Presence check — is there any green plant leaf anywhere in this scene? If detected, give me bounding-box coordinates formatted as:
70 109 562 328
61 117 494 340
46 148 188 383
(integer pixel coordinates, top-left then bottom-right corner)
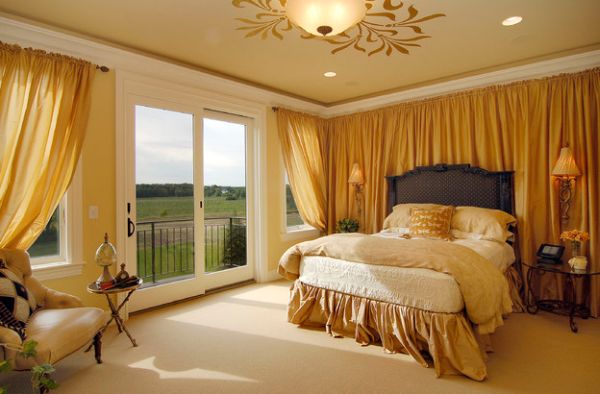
336 218 359 232
32 364 56 375
39 376 59 390
0 360 11 373
20 340 38 359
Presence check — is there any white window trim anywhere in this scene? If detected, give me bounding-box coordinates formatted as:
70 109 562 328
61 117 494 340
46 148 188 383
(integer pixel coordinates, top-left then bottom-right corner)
31 163 84 281
282 225 320 242
115 70 270 287
281 163 319 242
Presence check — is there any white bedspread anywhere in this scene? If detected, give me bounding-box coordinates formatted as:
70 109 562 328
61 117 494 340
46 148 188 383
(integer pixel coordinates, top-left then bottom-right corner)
299 234 514 313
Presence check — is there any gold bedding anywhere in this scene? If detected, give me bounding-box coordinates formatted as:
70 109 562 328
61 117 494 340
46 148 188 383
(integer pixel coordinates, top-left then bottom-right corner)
286 269 523 381
279 233 513 335
288 280 488 380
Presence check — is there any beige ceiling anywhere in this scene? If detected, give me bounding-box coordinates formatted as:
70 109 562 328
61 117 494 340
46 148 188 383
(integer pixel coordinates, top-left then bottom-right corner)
1 0 599 105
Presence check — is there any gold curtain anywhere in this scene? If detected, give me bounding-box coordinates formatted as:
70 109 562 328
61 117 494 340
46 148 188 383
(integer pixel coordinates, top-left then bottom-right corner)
276 109 328 232
0 43 94 249
278 68 599 316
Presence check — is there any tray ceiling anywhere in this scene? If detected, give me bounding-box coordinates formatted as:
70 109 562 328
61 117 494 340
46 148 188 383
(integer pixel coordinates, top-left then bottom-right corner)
0 0 599 105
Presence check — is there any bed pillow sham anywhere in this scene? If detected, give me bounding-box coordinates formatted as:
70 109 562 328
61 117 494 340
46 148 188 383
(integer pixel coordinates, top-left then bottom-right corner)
409 206 454 241
451 206 516 243
382 203 444 230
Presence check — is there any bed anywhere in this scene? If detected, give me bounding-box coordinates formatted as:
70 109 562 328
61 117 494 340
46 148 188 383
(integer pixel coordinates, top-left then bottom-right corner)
278 164 524 381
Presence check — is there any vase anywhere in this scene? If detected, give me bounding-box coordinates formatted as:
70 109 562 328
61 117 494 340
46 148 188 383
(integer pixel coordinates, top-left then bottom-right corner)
568 241 587 271
571 241 581 258
569 256 588 271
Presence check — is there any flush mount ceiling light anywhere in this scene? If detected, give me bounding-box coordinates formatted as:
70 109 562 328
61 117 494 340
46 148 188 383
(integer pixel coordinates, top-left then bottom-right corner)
502 16 523 26
233 0 446 56
286 0 366 36
324 71 337 77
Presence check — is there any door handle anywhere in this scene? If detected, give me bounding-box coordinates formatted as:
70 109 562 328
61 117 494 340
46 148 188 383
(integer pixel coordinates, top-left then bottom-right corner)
128 217 136 237
127 203 135 237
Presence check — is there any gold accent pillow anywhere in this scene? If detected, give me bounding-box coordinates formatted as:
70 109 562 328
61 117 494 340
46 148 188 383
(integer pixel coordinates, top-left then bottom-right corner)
383 203 445 230
451 206 517 243
409 206 454 240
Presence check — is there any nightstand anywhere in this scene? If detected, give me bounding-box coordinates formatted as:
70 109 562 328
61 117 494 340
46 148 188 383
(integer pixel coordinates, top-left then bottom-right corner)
524 261 599 333
86 278 143 347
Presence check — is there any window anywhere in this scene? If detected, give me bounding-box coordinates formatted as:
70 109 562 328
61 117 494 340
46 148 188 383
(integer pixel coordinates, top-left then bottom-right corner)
26 166 84 280
28 205 63 260
282 171 318 241
284 173 306 230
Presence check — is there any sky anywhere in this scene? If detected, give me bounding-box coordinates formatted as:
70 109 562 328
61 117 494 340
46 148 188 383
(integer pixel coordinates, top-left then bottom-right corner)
135 105 246 186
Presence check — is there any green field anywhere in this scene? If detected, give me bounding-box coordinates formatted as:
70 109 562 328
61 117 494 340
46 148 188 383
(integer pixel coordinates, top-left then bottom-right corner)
137 195 303 225
135 196 249 282
137 228 235 277
136 196 246 220
30 193 302 282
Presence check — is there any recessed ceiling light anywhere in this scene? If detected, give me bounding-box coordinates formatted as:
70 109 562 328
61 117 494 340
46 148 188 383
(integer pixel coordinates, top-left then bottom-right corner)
502 16 523 26
324 71 337 78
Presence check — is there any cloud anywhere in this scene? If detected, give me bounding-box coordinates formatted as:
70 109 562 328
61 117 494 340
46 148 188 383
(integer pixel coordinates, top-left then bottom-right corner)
134 106 246 185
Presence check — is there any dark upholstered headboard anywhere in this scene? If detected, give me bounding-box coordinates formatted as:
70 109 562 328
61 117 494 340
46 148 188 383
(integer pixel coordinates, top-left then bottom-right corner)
386 164 515 215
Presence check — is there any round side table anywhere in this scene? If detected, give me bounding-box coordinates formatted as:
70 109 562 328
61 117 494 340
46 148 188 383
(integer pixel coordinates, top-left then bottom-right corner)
87 278 143 347
524 261 599 333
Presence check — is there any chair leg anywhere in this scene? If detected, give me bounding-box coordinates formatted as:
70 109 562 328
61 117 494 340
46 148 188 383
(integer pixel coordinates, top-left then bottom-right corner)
93 332 103 364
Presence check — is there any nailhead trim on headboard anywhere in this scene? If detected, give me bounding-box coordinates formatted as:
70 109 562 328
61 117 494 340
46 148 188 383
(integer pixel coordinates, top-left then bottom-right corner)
385 164 515 215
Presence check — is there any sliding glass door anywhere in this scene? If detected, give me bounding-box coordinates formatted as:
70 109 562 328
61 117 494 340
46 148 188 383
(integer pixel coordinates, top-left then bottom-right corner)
202 110 254 289
124 98 254 311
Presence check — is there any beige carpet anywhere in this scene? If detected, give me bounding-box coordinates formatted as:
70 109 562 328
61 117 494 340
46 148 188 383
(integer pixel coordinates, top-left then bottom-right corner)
1 280 598 393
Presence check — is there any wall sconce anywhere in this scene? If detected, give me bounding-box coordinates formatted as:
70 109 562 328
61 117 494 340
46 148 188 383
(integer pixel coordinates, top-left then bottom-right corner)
348 163 365 217
551 146 581 224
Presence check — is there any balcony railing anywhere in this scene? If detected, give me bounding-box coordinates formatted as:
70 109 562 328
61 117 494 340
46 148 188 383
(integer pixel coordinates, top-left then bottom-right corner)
136 217 246 285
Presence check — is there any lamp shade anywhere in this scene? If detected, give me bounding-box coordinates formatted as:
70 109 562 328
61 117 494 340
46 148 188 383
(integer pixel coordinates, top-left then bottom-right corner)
286 0 367 36
95 233 117 267
552 147 581 177
348 163 365 185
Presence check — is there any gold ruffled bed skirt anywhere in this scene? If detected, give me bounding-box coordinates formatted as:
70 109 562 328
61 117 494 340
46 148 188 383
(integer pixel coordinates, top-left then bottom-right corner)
286 267 523 381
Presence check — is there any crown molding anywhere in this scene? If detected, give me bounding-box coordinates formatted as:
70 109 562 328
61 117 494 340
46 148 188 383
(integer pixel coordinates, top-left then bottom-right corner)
1 14 599 118
0 14 325 115
321 49 600 117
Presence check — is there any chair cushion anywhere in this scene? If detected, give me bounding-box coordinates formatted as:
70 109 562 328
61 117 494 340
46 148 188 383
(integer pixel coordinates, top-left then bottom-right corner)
0 261 37 340
12 307 107 370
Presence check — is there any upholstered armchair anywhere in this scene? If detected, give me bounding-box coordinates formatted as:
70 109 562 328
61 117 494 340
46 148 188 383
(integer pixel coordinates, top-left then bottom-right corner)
0 249 107 370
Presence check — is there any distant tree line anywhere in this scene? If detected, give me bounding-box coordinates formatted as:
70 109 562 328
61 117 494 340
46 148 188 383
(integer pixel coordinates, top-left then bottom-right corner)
136 183 246 200
285 184 298 213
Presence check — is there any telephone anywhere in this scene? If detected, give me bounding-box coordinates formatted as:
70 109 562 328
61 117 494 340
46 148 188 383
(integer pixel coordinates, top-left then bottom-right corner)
536 243 564 264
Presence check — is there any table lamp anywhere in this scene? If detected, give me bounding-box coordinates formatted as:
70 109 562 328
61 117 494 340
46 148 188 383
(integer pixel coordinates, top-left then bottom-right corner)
95 233 117 289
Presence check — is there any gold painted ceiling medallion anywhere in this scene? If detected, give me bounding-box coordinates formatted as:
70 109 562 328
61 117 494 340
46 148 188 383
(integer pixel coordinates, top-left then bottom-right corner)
233 0 446 56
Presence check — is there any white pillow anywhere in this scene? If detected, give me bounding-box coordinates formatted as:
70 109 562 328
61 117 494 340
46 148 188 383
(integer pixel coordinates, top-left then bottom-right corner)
451 206 516 243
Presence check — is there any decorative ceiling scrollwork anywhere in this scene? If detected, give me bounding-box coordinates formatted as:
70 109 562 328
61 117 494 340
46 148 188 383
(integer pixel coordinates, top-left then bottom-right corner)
233 0 446 56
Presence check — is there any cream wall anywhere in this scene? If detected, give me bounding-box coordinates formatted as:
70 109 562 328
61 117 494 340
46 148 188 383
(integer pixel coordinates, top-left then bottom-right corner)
41 71 116 309
265 110 314 272
40 72 313 308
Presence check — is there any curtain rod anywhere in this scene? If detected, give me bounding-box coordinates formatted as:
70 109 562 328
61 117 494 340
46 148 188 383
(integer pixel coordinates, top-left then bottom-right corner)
3 42 110 72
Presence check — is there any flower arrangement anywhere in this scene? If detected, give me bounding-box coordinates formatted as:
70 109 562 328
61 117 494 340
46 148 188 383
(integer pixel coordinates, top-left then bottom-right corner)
560 229 590 243
560 229 590 257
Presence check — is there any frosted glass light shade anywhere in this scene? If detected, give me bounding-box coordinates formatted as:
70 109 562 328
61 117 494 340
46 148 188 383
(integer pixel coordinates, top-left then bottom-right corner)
95 233 117 267
286 0 367 36
552 147 581 177
348 163 365 184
